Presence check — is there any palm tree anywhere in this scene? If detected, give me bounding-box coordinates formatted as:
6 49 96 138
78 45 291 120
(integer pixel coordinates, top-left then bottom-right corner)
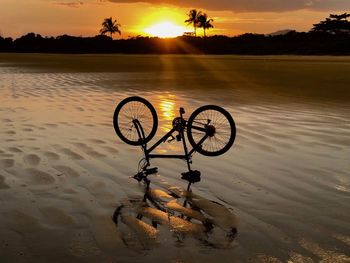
185 9 202 37
197 14 214 37
100 17 121 38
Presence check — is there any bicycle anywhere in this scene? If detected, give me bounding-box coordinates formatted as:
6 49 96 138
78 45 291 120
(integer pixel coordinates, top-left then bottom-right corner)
113 96 236 187
112 96 238 247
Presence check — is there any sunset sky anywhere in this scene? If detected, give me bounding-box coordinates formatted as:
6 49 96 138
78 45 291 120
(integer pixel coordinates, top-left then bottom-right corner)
0 0 349 38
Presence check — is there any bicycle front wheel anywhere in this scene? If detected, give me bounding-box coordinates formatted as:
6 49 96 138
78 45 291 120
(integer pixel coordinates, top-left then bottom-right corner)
187 105 236 156
113 96 158 146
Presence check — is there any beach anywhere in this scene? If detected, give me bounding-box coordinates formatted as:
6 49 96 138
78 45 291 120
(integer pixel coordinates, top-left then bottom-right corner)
0 54 350 262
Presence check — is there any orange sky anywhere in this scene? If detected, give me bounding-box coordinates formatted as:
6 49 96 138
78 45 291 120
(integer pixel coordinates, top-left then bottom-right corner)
0 0 349 38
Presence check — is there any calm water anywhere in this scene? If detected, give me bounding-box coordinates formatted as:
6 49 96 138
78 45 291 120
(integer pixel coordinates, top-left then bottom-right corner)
0 54 350 262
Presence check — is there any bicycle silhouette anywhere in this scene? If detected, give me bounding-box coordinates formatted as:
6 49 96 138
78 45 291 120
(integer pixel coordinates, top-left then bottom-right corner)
112 96 238 247
113 96 236 186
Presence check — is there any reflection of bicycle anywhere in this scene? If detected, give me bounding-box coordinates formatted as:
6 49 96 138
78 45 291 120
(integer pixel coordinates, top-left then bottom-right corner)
113 180 238 249
113 96 236 185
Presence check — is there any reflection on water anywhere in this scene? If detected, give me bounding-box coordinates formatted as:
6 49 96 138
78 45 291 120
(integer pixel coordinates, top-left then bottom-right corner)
113 181 238 250
152 93 195 154
156 94 177 132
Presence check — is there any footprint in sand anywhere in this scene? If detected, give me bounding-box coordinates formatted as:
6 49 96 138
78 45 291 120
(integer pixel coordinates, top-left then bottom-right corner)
0 159 15 169
25 168 55 184
43 151 60 161
53 165 80 178
24 154 41 166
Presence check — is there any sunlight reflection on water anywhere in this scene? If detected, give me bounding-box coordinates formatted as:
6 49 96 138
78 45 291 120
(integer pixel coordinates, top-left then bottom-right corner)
156 94 177 132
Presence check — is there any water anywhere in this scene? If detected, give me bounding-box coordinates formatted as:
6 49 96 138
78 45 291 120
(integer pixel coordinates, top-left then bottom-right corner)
0 54 350 262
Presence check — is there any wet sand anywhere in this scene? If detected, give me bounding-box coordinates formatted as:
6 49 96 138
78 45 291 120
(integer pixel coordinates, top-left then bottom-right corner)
0 54 350 262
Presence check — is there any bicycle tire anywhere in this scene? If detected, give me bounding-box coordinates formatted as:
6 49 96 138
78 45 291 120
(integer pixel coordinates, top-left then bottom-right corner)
113 96 158 146
187 105 236 156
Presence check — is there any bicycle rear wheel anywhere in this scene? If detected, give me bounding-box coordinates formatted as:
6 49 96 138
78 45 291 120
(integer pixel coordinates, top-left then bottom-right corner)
113 96 158 146
187 105 236 156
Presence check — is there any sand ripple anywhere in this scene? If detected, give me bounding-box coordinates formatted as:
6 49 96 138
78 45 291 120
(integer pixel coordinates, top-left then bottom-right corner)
59 148 84 160
0 158 15 168
43 151 60 161
23 154 41 166
53 165 80 178
0 174 10 189
25 168 55 184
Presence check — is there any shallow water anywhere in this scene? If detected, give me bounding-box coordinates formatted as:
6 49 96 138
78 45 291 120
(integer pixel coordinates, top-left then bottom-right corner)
0 54 350 262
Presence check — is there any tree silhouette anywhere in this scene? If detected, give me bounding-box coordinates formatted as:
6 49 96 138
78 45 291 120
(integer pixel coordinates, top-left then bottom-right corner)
311 13 350 34
197 14 214 37
100 17 121 38
185 9 202 37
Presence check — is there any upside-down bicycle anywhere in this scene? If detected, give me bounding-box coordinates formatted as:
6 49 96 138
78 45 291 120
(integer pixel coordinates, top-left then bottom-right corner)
113 97 238 244
113 96 236 187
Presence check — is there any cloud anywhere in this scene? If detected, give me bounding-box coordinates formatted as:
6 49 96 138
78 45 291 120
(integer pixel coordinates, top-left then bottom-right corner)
56 3 83 8
53 0 104 8
106 0 350 12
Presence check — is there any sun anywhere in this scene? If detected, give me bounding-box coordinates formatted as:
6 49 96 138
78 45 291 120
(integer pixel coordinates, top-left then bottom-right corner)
144 21 187 38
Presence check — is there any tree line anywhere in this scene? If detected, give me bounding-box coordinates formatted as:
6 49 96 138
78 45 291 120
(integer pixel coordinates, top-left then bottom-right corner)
1 31 349 55
98 12 350 39
0 13 349 54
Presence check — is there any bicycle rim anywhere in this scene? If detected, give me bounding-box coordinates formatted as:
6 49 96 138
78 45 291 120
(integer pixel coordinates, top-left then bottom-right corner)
113 96 158 146
187 105 236 156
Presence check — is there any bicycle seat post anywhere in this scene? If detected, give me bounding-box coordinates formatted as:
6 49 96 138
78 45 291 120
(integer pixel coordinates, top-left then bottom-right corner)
179 107 185 118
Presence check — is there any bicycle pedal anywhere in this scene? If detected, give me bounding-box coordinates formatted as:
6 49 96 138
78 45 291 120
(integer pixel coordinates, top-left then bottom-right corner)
144 167 158 175
181 170 201 183
133 172 144 182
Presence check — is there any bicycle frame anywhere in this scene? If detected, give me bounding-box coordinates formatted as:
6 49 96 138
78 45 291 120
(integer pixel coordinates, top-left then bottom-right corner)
134 107 209 173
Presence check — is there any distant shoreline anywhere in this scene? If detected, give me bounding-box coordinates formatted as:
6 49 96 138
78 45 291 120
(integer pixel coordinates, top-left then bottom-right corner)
1 32 350 55
2 53 350 58
1 53 350 57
